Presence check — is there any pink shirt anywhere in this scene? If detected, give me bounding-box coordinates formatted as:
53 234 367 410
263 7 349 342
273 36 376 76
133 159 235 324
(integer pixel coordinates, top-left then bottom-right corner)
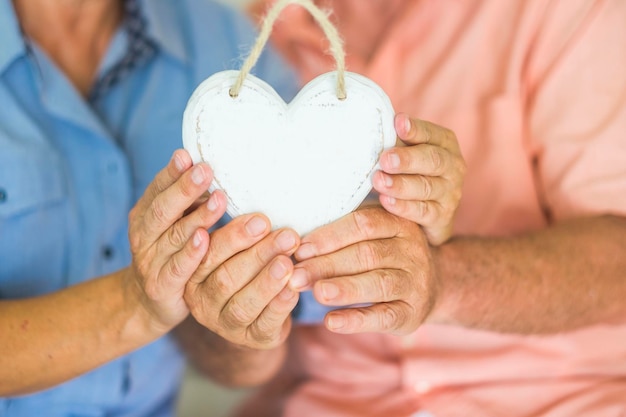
239 1 626 416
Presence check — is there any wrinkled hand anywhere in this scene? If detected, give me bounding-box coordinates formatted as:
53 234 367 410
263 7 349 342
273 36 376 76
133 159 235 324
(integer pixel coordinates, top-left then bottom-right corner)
373 113 466 245
183 215 301 349
290 206 438 335
127 149 225 334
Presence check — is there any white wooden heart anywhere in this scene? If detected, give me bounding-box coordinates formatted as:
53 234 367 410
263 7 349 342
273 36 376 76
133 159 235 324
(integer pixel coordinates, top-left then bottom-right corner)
182 70 395 236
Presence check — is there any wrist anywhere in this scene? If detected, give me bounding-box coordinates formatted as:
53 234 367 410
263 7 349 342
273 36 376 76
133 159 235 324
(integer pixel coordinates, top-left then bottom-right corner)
425 241 458 326
117 267 171 345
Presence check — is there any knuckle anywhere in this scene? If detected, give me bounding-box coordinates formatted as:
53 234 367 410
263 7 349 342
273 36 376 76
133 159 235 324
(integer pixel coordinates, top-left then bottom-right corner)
352 210 377 238
211 265 236 296
428 147 444 174
350 309 367 330
458 156 468 178
167 223 188 248
420 175 434 200
248 321 280 347
442 198 458 220
376 270 400 301
416 200 430 221
420 120 433 143
252 245 270 269
222 299 254 328
416 200 439 224
168 254 186 279
451 184 463 204
355 242 380 271
127 212 142 251
379 304 401 330
128 233 141 254
356 243 379 270
128 205 139 225
150 198 168 226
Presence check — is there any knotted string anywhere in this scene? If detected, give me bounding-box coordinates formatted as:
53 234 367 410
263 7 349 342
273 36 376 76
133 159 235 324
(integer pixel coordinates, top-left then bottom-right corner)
229 0 347 100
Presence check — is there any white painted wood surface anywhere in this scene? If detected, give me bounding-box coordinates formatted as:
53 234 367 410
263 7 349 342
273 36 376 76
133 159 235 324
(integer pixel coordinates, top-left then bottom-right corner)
183 70 395 235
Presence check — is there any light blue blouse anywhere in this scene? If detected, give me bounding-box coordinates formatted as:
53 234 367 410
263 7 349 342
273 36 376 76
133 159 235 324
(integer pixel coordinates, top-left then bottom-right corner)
0 0 298 415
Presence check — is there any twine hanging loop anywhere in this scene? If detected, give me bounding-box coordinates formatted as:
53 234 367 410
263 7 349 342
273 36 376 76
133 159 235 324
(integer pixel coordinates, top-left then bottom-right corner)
229 0 347 100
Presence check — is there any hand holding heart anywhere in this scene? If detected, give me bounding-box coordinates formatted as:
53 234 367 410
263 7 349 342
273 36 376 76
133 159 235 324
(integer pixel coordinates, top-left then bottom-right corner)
126 150 225 333
374 113 466 246
284 115 465 335
290 204 439 335
183 213 301 349
177 0 466 340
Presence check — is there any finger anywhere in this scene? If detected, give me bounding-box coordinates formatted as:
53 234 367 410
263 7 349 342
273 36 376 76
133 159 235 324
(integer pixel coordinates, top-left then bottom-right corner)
135 149 193 214
140 162 214 246
246 287 299 348
381 194 456 246
199 214 272 276
157 190 227 258
184 191 211 215
295 207 402 261
184 214 273 318
372 171 451 201
379 194 443 224
194 227 299 322
380 143 451 177
393 113 460 151
312 269 411 307
324 302 417 335
150 228 210 301
291 236 403 291
220 252 296 329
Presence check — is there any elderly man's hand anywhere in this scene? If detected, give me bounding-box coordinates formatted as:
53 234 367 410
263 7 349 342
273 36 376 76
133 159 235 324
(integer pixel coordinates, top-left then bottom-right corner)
290 206 438 335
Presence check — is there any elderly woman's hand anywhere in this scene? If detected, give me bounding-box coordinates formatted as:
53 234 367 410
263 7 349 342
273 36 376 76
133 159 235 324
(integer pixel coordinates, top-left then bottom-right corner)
373 113 466 245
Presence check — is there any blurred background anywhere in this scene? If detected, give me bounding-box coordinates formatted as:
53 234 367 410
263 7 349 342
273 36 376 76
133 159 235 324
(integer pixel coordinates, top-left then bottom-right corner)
219 0 255 8
176 1 263 416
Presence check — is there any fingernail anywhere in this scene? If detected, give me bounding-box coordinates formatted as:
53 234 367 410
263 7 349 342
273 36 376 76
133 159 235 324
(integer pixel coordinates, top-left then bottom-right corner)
382 173 393 188
191 165 205 185
245 216 267 236
320 282 339 301
327 314 346 331
276 230 297 252
387 153 400 169
192 230 202 248
270 259 288 280
289 268 309 290
404 115 411 134
207 193 218 211
173 152 185 172
296 243 315 260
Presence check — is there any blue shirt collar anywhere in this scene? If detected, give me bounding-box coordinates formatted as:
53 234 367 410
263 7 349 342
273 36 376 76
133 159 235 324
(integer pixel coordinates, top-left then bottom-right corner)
0 0 28 74
141 0 189 64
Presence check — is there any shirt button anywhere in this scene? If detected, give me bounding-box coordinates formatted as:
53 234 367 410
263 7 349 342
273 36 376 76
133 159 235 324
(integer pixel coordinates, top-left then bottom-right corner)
0 188 7 203
103 246 114 259
413 380 432 395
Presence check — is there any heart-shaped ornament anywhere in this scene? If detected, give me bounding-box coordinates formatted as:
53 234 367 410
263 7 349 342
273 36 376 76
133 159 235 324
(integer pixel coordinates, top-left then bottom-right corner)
182 70 395 235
